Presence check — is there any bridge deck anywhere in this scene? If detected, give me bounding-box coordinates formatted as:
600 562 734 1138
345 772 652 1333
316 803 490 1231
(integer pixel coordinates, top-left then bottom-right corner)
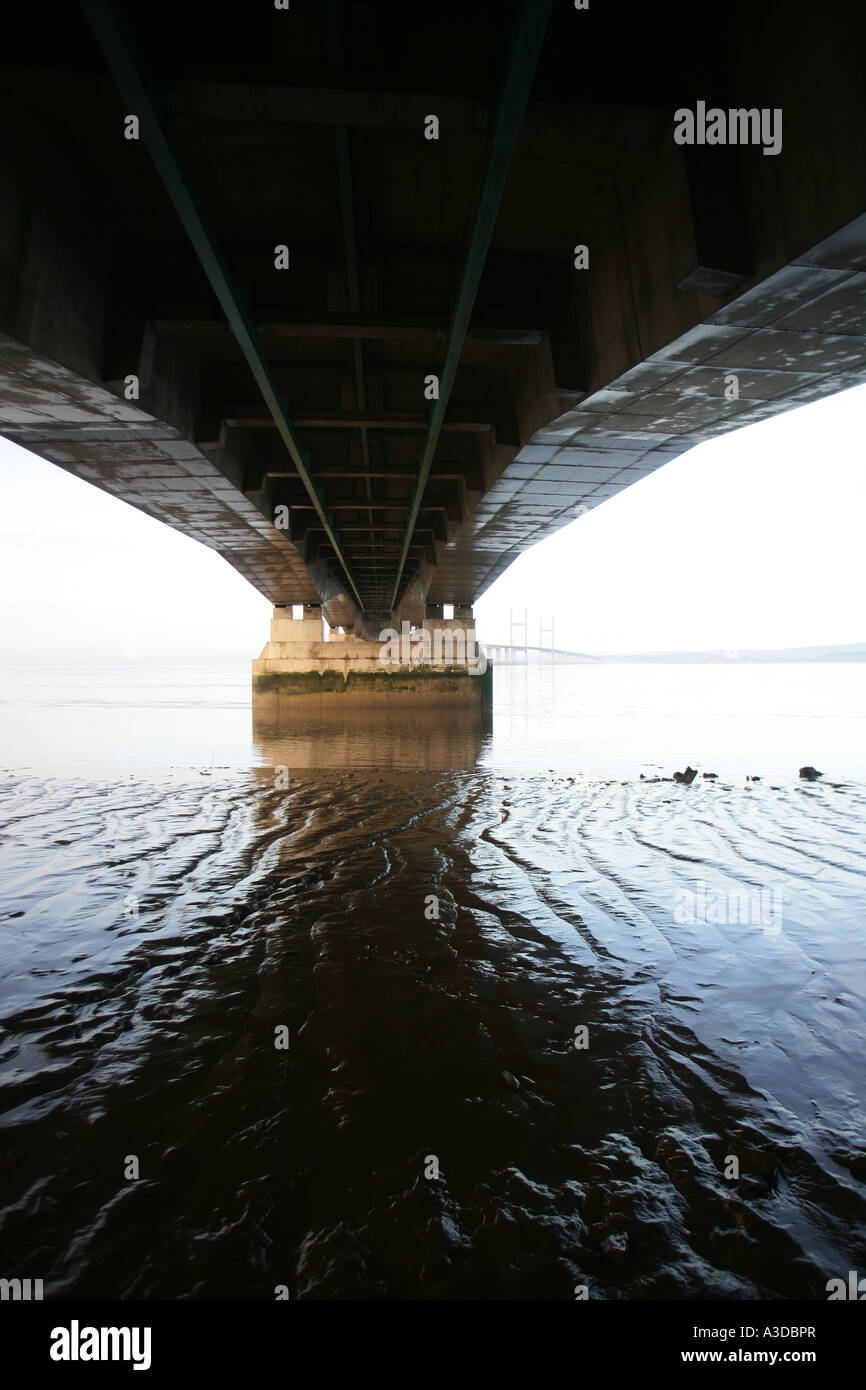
1 0 864 626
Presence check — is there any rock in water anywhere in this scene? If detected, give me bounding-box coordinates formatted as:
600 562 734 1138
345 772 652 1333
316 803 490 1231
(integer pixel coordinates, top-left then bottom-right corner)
799 766 823 781
673 766 698 785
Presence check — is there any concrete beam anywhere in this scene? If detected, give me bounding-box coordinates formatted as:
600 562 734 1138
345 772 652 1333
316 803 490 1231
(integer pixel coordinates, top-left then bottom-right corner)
152 316 545 346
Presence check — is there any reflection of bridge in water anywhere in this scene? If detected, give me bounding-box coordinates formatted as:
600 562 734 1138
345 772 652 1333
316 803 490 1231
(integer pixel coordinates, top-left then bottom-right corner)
253 705 490 772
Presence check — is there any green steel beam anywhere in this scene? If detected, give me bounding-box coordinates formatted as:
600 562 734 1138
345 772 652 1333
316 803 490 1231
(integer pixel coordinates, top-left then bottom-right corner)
389 0 553 611
80 0 365 613
326 1 376 559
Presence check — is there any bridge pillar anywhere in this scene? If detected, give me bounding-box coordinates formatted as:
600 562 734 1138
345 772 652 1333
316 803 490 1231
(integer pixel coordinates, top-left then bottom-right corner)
252 605 491 710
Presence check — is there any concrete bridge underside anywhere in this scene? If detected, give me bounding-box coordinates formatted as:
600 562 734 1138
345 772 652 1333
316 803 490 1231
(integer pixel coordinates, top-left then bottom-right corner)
1 0 865 642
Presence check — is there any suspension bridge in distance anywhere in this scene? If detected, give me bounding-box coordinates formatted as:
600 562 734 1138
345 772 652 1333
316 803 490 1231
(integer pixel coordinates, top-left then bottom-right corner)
480 644 597 666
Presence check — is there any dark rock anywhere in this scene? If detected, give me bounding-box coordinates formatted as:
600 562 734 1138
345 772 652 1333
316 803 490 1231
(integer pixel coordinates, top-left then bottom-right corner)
799 766 823 781
601 1231 630 1259
672 766 698 785
738 1146 776 1177
702 772 718 780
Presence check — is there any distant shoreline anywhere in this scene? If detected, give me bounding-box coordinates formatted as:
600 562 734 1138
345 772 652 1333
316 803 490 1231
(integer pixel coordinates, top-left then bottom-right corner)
594 644 866 664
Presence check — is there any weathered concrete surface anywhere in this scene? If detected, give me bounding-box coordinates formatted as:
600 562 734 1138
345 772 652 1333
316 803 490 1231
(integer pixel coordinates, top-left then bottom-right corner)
252 667 492 710
1 0 864 627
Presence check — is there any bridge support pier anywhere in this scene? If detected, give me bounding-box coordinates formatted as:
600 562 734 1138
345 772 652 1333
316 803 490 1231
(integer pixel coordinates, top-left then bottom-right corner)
252 605 491 710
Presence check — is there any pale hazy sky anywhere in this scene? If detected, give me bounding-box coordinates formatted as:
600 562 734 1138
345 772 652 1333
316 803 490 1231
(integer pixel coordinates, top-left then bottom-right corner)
0 380 864 663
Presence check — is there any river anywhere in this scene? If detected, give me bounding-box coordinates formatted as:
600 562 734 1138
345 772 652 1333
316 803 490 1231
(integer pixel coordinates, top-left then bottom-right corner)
1 661 864 1298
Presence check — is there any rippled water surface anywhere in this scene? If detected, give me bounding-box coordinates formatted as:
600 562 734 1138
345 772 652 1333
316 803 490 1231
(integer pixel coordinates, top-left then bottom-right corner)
1 663 864 1298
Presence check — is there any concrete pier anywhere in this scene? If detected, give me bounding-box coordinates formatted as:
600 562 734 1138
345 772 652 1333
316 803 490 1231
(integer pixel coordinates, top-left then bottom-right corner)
252 605 492 709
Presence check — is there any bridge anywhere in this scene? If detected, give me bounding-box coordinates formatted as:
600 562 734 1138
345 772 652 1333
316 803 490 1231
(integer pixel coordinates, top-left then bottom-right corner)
1 0 864 703
483 644 595 665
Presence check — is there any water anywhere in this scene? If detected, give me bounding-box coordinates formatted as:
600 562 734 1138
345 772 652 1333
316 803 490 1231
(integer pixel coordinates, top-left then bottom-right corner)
1 660 865 777
0 662 864 1299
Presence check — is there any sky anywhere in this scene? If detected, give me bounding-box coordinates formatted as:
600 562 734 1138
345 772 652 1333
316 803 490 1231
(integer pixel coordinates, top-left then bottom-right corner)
0 380 864 664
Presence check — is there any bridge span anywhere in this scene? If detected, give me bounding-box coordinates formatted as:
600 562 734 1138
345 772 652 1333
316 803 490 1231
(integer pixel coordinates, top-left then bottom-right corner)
1 0 865 701
482 645 595 666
